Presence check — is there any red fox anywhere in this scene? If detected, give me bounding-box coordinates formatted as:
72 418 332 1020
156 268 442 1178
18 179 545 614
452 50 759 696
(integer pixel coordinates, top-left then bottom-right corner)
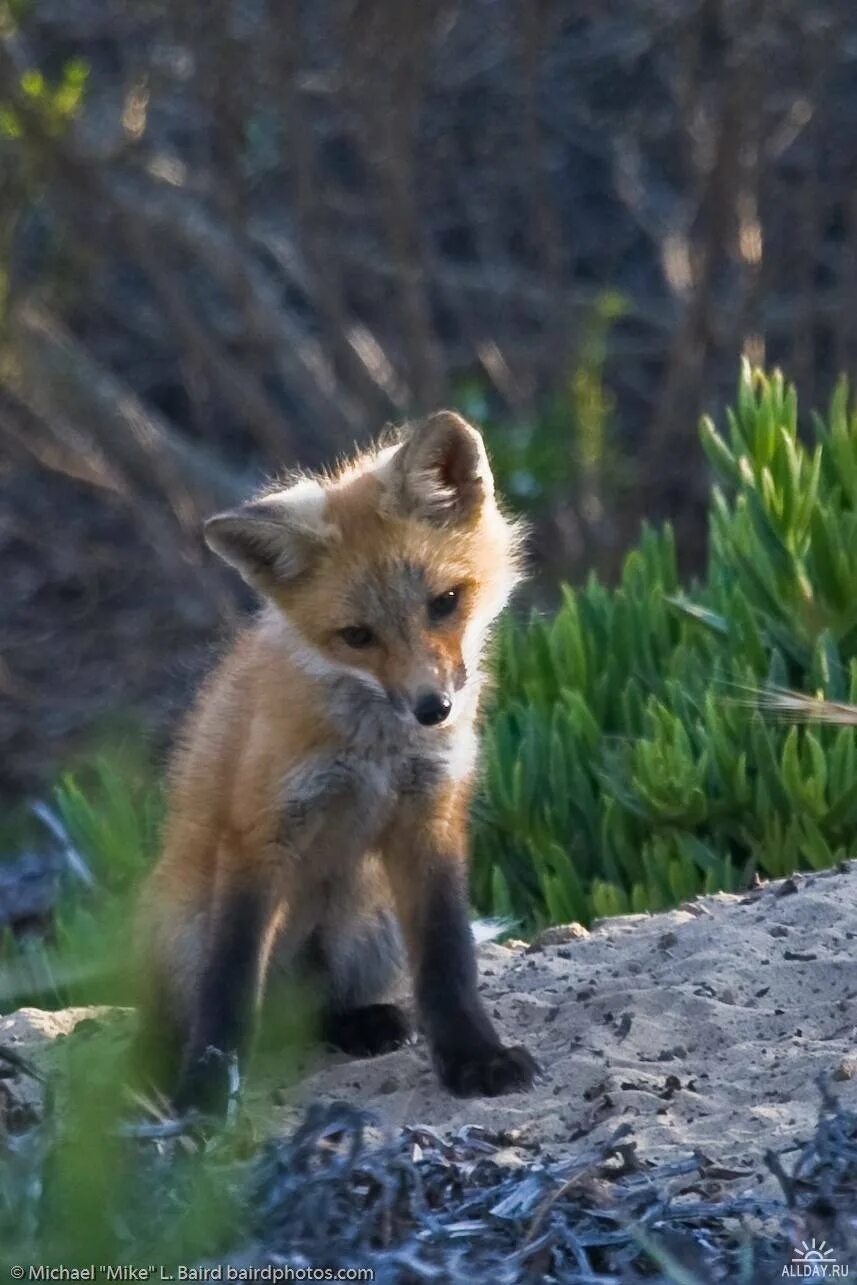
137 411 537 1114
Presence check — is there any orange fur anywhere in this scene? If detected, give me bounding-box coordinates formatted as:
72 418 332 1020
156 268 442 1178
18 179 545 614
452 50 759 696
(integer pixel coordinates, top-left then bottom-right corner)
136 411 534 1109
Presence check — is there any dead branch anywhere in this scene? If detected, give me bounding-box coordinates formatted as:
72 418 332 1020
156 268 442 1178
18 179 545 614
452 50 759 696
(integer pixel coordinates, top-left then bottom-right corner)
9 299 241 521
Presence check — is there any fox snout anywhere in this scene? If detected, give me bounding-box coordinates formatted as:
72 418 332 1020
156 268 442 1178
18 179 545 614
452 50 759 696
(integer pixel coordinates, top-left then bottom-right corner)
413 687 452 726
406 657 466 727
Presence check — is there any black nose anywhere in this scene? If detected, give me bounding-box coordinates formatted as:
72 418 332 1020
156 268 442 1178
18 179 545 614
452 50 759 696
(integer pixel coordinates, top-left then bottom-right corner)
414 690 452 726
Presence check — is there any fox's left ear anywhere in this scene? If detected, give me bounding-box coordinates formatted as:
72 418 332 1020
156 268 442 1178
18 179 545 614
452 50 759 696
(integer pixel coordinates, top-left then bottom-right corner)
391 411 494 525
203 481 335 593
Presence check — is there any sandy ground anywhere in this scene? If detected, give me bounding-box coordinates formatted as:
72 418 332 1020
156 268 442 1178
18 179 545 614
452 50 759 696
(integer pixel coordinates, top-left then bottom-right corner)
276 863 857 1184
3 863 856 1187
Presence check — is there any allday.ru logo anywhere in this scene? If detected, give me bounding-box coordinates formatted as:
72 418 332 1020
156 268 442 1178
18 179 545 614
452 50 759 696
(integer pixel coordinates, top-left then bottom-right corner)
782 1240 849 1278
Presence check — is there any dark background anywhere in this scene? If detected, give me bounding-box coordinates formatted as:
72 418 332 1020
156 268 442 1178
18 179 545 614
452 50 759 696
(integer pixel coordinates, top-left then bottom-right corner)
1 0 855 796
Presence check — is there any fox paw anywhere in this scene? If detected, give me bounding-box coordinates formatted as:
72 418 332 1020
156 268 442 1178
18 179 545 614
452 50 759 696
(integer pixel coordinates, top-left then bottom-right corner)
173 1046 238 1120
437 1043 539 1097
326 1003 411 1058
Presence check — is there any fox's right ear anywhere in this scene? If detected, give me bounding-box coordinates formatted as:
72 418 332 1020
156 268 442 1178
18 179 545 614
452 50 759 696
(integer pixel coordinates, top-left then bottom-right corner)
391 410 494 526
204 481 335 592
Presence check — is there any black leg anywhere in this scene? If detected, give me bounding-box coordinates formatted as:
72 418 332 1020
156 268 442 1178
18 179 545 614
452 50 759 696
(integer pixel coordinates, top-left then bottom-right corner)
299 901 408 1060
173 888 268 1116
416 862 538 1097
323 1002 411 1057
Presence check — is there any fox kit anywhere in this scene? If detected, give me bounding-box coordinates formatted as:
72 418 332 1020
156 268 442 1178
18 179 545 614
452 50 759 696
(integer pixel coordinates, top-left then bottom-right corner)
137 411 537 1113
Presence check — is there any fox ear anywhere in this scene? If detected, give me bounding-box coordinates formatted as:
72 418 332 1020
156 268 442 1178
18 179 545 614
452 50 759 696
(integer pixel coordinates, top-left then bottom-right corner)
392 411 494 525
204 481 334 591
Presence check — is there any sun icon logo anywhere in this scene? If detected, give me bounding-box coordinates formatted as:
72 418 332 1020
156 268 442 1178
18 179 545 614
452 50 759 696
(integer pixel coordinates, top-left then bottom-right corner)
790 1239 839 1276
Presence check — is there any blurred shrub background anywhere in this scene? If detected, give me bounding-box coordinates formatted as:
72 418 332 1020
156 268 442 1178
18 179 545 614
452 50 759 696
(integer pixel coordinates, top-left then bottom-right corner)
2 0 857 797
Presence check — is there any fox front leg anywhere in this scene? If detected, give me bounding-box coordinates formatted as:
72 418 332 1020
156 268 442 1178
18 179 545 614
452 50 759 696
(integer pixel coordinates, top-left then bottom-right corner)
383 803 538 1097
418 860 537 1095
173 885 273 1117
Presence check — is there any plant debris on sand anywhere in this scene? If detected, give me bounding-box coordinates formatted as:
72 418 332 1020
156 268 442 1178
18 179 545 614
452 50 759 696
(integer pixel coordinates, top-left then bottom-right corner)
246 1085 857 1282
5 1077 855 1282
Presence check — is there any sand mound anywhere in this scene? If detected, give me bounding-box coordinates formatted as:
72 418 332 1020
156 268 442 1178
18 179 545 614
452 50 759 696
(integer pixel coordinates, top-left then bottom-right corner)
276 863 857 1183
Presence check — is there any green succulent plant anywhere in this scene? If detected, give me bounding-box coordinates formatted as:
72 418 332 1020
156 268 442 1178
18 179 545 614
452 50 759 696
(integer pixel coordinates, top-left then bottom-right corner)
472 363 857 928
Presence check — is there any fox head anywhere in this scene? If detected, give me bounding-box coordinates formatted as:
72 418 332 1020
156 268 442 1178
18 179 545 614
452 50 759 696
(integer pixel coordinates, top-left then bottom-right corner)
204 412 523 727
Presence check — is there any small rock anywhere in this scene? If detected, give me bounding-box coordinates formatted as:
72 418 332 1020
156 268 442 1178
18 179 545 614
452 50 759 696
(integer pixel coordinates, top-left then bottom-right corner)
680 901 711 917
531 922 590 950
615 1013 633 1039
663 1075 682 1097
832 1058 857 1082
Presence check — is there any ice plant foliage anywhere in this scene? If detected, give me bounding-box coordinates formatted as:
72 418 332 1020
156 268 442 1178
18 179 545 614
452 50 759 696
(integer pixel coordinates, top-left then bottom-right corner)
473 365 857 927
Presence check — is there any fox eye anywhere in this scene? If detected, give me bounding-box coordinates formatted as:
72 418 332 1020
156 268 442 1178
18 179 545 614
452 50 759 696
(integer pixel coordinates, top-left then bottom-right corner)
428 587 460 623
339 624 375 649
